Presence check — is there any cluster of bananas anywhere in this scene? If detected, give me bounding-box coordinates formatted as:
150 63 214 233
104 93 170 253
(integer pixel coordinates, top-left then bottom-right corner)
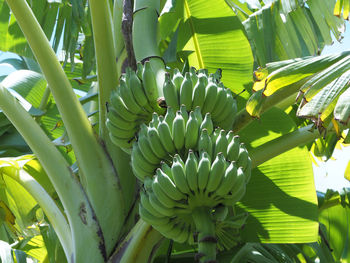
131 108 251 183
139 149 249 245
106 62 165 152
134 108 251 243
107 66 237 152
107 65 251 259
164 68 237 130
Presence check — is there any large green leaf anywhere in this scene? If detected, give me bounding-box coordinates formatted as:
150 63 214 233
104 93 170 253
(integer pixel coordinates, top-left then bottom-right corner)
248 52 350 135
318 190 350 262
237 107 318 243
178 0 254 105
233 0 344 66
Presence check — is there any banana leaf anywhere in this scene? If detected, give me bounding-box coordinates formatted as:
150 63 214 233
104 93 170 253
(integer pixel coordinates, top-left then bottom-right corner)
237 107 318 243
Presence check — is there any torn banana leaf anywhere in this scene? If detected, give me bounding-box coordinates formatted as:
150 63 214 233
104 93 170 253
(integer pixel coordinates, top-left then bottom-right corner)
334 0 350 19
253 51 350 94
297 69 350 129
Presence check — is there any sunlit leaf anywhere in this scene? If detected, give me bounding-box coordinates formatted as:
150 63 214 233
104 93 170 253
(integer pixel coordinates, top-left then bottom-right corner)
237 108 318 243
179 0 254 105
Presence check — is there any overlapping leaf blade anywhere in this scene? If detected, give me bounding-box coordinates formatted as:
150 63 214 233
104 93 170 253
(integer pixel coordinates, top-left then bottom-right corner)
239 0 344 66
179 0 254 102
334 0 350 19
237 108 318 243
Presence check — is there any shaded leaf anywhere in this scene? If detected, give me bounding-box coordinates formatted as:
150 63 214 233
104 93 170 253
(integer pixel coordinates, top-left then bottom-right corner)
237 108 318 243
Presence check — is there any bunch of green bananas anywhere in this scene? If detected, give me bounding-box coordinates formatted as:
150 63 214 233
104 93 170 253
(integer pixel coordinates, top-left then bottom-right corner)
106 62 165 152
131 108 251 183
107 66 237 152
163 67 237 130
139 148 249 245
107 65 251 262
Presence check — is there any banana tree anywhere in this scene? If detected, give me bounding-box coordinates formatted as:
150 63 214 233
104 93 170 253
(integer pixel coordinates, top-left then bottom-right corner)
0 0 349 262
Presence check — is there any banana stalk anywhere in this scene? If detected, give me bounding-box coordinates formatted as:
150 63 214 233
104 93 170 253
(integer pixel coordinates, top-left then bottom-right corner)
88 0 137 247
133 0 166 96
192 207 217 263
0 85 105 262
1 167 72 259
5 0 124 257
108 220 163 263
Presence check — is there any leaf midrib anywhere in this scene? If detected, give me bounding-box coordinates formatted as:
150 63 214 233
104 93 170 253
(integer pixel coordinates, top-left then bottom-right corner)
184 0 204 69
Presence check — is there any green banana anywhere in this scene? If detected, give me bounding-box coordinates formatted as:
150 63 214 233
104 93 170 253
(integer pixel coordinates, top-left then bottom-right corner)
189 66 198 85
137 133 161 165
193 106 203 124
163 223 184 241
136 62 143 79
237 144 249 170
131 153 151 181
185 150 199 193
147 126 168 159
211 86 227 120
180 104 189 123
192 76 206 109
156 168 186 201
160 162 173 180
172 68 184 92
185 111 200 150
214 130 229 158
109 133 134 153
202 82 218 114
226 131 235 143
211 128 221 145
171 155 191 194
109 91 139 121
224 97 237 129
229 167 245 195
152 176 179 208
216 91 237 130
212 68 222 83
164 106 176 131
148 192 176 217
175 224 191 243
106 119 137 139
197 68 208 79
197 152 211 192
227 135 240 161
213 205 228 222
172 111 186 151
163 73 180 111
140 190 166 218
206 153 227 193
107 108 136 130
157 120 176 154
142 61 163 114
131 143 157 173
128 68 154 113
215 162 238 197
150 112 160 128
119 79 143 114
225 181 246 205
200 113 214 135
139 204 170 226
179 72 193 110
198 129 213 158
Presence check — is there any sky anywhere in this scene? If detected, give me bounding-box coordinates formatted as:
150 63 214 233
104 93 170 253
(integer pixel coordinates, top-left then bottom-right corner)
312 20 350 193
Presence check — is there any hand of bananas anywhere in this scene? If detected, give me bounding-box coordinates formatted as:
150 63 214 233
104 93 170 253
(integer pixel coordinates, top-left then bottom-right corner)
106 64 251 262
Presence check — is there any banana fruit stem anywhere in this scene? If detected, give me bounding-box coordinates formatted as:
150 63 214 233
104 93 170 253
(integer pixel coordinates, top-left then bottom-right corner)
108 220 163 263
192 207 217 263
